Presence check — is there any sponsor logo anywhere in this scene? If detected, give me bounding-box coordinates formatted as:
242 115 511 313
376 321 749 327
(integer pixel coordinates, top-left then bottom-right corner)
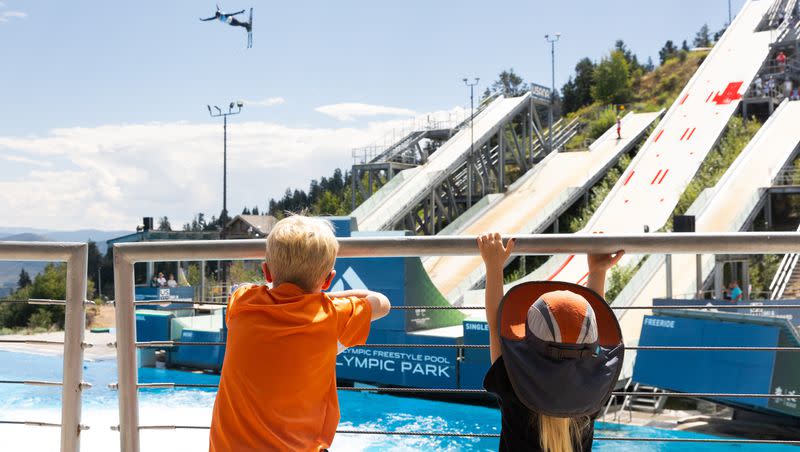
644 317 675 329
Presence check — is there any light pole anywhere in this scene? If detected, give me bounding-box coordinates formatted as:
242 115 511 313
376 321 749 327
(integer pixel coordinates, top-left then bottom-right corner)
207 101 244 222
463 77 479 208
545 33 561 153
728 0 732 25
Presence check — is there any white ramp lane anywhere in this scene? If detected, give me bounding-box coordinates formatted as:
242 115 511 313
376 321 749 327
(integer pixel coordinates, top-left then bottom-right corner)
423 111 662 304
538 0 774 285
354 94 531 232
616 99 800 346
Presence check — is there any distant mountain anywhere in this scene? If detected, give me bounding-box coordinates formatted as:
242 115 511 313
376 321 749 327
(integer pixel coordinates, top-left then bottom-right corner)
0 228 130 290
0 233 51 242
0 229 130 254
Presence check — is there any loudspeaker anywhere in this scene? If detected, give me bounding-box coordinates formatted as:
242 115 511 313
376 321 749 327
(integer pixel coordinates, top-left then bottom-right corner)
674 215 695 233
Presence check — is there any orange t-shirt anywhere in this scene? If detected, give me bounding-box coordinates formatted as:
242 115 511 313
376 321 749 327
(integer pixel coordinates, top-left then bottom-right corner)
209 283 372 452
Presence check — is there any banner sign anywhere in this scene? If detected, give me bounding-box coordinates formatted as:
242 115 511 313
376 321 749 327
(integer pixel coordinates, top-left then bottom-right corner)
530 83 552 103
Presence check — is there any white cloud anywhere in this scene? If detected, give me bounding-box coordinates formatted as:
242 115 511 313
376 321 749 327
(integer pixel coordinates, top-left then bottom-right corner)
0 11 26 22
3 154 52 167
0 106 465 230
315 103 417 121
244 97 285 107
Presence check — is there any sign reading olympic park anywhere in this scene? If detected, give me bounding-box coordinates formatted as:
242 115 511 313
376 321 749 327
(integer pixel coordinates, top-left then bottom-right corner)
530 83 552 103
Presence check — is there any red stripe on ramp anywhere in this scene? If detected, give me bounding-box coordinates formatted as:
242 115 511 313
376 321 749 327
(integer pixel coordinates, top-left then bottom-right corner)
658 169 669 184
623 171 634 186
686 127 696 140
548 255 575 281
706 91 714 103
576 272 590 285
679 93 689 105
680 128 689 141
651 170 663 185
654 130 664 142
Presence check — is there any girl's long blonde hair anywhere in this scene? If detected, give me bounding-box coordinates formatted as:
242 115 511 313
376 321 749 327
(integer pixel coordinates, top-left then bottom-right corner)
533 413 589 452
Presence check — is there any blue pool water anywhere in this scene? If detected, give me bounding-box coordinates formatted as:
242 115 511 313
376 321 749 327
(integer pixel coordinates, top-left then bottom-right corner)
0 350 796 451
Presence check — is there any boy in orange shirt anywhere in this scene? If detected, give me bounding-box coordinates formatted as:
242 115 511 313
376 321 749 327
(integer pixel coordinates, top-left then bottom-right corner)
210 215 391 451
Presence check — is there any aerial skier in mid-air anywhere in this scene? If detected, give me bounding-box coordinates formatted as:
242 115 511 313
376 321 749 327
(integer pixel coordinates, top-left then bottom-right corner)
200 5 253 48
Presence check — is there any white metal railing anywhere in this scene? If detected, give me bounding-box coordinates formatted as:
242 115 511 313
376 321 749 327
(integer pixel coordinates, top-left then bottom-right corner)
110 232 800 451
0 241 89 452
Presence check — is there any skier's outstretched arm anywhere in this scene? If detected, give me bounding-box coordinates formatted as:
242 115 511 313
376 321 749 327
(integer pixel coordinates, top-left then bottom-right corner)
199 15 217 21
229 10 245 16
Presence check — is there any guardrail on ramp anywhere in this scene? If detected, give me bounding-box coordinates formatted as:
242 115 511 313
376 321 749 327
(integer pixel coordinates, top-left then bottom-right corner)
354 94 531 231
423 110 663 305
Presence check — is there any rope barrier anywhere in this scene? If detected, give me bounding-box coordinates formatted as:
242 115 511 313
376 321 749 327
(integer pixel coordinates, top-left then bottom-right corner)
134 341 800 352
0 299 66 305
131 382 798 399
119 424 800 444
0 339 66 346
0 380 62 387
118 301 800 310
0 420 62 428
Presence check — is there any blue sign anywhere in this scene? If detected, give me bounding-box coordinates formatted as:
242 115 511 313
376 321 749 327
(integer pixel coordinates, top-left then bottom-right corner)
634 314 778 408
653 298 800 328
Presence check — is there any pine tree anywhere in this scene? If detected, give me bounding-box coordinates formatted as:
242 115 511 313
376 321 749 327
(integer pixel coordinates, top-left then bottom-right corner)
659 40 678 65
17 269 31 290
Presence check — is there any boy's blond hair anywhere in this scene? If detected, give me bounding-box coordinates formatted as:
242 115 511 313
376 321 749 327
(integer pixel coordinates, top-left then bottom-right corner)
265 215 339 291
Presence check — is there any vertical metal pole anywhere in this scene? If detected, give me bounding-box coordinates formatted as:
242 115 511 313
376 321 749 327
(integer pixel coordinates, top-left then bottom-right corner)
351 169 357 211
467 84 475 208
696 254 703 298
223 114 228 218
728 0 732 25
114 253 140 452
665 254 673 299
200 260 206 303
62 245 87 452
743 261 751 300
499 129 505 191
549 40 555 153
714 261 724 299
430 189 436 234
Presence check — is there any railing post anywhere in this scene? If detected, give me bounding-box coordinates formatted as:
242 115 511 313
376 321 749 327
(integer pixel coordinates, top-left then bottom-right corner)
61 244 87 452
114 252 140 452
665 254 673 299
696 254 703 298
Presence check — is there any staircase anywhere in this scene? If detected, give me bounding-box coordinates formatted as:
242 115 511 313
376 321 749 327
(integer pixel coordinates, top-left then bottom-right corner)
623 383 668 413
780 263 800 298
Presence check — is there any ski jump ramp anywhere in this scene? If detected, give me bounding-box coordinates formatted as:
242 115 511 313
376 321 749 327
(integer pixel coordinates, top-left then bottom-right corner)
615 99 800 348
353 94 531 232
423 110 662 304
487 0 774 290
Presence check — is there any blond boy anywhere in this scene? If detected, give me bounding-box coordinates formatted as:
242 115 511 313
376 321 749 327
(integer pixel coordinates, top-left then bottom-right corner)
210 215 391 451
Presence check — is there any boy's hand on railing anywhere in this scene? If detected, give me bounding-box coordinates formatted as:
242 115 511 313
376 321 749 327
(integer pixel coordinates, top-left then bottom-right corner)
477 233 515 273
587 250 625 274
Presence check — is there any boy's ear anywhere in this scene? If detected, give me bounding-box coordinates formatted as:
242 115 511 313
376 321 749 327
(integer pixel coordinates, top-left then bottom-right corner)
321 270 336 290
262 262 273 283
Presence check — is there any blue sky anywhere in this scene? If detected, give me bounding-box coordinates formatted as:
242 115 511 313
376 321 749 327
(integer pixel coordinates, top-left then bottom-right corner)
0 0 744 230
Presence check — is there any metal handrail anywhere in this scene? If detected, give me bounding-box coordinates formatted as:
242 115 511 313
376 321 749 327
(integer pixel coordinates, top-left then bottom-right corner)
0 241 88 452
112 233 800 452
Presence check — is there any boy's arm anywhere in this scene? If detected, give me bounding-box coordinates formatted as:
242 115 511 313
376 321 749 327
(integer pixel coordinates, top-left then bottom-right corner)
586 251 625 298
477 233 515 364
327 289 390 320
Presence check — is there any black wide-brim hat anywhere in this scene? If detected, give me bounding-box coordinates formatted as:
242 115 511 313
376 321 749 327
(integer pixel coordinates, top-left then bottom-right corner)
498 281 625 417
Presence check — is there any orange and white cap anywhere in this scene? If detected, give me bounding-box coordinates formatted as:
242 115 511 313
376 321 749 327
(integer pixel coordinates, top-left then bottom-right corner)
497 281 624 417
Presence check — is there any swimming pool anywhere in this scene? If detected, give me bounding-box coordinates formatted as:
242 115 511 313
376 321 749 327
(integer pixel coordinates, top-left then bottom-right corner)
0 350 795 451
